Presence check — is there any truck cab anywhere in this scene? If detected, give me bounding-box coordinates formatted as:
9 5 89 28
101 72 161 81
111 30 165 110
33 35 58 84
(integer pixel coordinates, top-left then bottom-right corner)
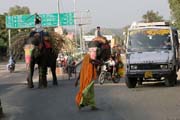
125 22 179 88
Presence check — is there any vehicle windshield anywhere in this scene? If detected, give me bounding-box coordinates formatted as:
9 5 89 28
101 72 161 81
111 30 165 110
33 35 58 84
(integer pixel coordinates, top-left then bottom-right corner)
127 28 172 52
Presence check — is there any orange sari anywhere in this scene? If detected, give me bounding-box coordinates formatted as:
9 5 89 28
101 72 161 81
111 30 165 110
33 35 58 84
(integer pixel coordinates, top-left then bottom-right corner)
75 54 97 107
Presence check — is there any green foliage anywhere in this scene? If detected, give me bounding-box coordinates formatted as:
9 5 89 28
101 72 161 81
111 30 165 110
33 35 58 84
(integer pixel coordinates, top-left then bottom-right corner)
0 14 8 47
169 0 180 29
142 10 164 22
0 5 31 52
8 5 30 15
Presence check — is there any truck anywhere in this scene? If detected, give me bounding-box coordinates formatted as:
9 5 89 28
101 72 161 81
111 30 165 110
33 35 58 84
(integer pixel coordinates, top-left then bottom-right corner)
125 22 179 88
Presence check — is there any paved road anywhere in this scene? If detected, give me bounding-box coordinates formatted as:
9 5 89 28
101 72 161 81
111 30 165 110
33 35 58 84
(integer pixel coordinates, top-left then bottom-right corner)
1 63 180 120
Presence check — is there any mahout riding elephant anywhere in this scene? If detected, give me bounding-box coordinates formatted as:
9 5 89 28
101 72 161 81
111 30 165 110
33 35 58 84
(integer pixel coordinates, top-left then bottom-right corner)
26 31 58 88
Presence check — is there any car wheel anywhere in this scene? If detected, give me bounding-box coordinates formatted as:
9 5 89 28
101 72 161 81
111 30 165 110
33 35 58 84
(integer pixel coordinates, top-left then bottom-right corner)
125 77 137 88
165 70 177 87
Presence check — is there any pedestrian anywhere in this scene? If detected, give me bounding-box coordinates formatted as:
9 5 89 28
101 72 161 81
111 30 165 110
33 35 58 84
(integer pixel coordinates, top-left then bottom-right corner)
67 53 74 80
95 26 102 37
75 45 99 110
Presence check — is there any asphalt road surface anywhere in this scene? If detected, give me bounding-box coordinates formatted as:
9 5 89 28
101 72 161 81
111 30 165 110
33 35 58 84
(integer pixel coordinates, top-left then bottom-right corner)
0 63 180 120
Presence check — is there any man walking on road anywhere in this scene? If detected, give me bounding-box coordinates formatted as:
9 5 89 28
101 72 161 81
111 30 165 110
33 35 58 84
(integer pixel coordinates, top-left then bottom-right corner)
67 53 74 80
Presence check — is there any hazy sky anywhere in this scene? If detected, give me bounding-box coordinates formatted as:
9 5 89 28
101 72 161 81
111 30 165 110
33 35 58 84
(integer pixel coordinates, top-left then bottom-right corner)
0 0 170 29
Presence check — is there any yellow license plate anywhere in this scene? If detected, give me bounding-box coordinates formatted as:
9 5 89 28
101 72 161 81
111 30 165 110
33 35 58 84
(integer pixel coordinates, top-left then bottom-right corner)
144 71 153 78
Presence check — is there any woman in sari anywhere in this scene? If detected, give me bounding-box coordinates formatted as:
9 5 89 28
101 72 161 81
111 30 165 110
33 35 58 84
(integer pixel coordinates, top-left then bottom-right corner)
75 46 98 110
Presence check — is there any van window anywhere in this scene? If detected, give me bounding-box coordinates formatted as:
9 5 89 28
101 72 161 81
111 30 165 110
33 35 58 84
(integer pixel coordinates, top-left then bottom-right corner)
128 28 171 52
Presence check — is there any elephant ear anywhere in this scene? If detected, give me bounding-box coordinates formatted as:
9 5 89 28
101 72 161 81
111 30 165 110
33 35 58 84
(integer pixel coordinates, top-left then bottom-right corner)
11 32 29 59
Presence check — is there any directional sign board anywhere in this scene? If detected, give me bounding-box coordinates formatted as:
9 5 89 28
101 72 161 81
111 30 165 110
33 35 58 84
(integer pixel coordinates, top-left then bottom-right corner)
6 14 35 28
60 12 74 26
6 12 74 29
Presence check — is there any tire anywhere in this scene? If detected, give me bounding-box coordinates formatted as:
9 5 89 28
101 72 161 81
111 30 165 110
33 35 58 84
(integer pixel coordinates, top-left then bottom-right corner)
125 77 137 88
112 74 121 83
98 72 106 85
165 70 177 87
138 77 143 85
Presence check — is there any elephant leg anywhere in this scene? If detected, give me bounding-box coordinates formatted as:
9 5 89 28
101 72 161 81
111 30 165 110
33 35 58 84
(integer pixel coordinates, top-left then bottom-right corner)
39 66 47 88
27 60 35 88
51 65 58 86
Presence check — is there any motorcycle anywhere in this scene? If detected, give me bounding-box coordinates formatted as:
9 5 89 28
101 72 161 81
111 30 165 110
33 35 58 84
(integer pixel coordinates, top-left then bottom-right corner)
98 61 121 85
8 63 15 73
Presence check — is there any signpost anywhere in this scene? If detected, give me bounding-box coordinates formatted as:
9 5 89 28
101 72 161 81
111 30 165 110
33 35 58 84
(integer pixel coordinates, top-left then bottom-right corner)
5 12 74 29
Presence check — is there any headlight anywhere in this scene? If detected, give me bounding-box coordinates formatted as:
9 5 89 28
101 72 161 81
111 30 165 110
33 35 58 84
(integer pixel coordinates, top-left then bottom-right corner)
130 65 138 70
160 65 168 69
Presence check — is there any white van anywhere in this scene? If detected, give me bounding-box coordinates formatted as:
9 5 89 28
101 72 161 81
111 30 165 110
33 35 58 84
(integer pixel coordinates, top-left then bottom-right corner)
125 22 180 88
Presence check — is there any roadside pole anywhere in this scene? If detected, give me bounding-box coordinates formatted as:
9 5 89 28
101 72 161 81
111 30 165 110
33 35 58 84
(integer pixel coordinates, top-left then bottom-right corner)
8 29 11 56
57 0 60 26
74 0 78 51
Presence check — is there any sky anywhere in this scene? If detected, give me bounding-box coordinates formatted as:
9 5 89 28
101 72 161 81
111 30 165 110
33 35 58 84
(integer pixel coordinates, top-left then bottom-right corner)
0 0 171 29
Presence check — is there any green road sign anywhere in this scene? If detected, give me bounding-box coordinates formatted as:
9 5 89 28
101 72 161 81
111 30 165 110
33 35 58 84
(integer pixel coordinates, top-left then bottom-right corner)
60 12 74 26
6 14 35 28
6 12 74 29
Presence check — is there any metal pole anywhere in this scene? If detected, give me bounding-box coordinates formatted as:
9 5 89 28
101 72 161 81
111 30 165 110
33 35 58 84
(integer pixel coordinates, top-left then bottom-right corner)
73 0 77 49
57 0 60 26
8 29 11 56
79 25 83 50
79 11 83 50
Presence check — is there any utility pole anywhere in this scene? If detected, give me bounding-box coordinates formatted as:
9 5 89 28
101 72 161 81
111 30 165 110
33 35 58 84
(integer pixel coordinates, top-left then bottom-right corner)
73 0 78 49
8 29 11 56
57 0 60 26
76 10 91 51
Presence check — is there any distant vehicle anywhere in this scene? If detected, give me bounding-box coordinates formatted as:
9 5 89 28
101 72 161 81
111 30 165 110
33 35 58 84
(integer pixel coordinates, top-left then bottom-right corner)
125 22 180 88
7 56 16 73
8 64 15 73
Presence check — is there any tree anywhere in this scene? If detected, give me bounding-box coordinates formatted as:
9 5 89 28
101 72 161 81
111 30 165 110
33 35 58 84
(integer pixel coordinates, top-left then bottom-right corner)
7 5 31 39
0 5 31 57
142 10 164 22
169 0 180 29
8 5 30 15
0 14 7 47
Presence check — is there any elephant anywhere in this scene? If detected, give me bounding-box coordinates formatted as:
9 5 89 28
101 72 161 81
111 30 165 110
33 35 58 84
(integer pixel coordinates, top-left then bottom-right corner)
87 36 111 75
26 31 58 88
